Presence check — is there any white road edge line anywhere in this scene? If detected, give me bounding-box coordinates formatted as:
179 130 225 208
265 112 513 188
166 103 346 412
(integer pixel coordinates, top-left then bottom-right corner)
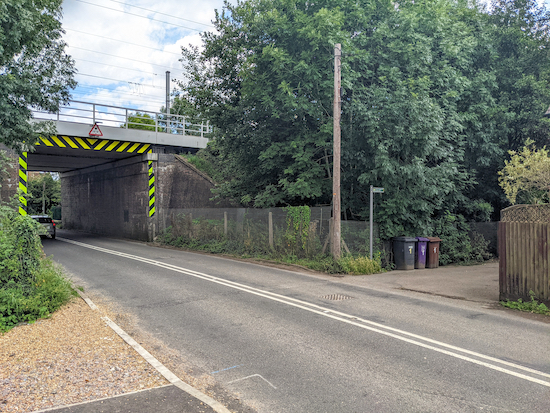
59 237 550 388
102 317 231 413
75 285 231 413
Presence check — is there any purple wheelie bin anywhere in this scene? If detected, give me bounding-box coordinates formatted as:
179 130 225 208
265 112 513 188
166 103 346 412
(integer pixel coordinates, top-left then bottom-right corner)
415 237 429 269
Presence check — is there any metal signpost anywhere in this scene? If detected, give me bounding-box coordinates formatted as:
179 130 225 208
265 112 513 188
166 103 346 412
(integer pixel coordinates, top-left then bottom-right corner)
370 185 384 259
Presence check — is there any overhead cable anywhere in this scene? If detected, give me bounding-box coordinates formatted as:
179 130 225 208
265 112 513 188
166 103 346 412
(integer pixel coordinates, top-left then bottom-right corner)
70 0 206 32
68 46 181 71
107 0 215 28
76 73 165 89
65 28 183 56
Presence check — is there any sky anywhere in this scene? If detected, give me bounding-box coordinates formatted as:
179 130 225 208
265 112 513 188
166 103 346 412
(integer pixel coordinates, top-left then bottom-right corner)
59 0 550 118
60 0 228 115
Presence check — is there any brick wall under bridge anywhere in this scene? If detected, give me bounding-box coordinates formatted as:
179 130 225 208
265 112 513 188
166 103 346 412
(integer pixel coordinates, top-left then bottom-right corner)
61 153 233 241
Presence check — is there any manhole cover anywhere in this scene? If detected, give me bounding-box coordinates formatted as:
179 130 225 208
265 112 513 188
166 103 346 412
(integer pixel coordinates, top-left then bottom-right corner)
321 294 354 301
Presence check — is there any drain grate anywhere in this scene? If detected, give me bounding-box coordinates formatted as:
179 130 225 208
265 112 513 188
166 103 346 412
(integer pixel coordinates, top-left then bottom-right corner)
321 294 354 301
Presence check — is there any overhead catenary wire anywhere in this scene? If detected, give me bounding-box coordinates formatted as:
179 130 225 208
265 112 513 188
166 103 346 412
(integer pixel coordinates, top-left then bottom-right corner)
75 58 160 76
64 28 183 56
107 0 215 28
68 46 181 71
70 0 208 32
72 85 179 105
76 73 166 89
72 87 166 104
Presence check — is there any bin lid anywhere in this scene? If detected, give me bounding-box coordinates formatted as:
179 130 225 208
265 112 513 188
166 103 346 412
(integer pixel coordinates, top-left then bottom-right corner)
393 236 417 242
416 237 430 242
427 236 442 242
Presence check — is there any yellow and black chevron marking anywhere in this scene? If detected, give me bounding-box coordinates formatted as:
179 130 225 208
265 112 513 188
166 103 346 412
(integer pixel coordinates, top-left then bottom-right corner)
19 152 28 216
148 149 155 217
37 136 151 153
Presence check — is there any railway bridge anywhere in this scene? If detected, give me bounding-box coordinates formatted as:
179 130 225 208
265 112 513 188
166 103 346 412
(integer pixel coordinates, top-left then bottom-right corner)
13 101 222 240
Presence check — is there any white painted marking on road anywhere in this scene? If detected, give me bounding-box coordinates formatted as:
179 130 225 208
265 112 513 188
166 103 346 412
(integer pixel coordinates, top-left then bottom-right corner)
58 237 550 388
228 374 277 389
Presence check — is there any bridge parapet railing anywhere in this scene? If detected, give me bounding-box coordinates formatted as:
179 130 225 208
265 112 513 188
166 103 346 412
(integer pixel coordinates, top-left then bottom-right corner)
32 100 212 138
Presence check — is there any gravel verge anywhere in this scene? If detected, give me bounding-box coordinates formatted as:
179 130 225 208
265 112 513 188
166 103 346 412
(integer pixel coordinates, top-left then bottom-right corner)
0 297 169 413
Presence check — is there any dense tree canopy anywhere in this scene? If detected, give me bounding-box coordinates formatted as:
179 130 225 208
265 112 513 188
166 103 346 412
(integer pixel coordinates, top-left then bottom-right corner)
178 0 550 239
0 0 76 151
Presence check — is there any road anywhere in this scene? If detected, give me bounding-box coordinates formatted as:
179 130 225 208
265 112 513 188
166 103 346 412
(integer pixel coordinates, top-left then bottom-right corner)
43 232 550 413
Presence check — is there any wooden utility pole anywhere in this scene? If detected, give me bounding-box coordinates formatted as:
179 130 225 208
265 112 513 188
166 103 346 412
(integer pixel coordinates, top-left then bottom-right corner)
332 44 342 259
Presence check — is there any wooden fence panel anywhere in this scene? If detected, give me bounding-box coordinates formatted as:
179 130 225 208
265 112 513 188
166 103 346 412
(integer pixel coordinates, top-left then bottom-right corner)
499 221 550 305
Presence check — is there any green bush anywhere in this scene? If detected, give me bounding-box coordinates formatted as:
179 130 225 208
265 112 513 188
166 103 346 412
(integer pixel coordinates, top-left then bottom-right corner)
0 259 76 332
433 211 492 265
0 207 75 332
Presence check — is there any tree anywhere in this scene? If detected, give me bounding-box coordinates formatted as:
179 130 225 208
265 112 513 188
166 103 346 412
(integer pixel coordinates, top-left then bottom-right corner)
27 173 61 215
180 0 347 207
179 0 550 240
464 0 550 214
0 0 76 151
498 141 550 204
122 112 157 131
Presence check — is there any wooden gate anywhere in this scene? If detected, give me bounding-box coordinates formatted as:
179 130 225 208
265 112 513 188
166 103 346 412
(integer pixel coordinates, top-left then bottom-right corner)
499 205 550 305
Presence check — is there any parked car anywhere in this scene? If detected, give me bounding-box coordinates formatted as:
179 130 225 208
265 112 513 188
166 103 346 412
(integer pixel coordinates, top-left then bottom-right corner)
31 215 56 239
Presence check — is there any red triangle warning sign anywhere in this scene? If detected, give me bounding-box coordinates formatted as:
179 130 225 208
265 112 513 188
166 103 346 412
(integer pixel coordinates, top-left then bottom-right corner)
89 123 103 137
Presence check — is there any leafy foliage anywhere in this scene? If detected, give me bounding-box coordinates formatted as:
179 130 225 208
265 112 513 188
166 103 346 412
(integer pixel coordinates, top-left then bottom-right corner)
123 112 157 131
27 173 61 215
0 207 42 292
0 206 75 332
178 0 550 263
498 140 550 204
284 206 311 252
0 0 76 151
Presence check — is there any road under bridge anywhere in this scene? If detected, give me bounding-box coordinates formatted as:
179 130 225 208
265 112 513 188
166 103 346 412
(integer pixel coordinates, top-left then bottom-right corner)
12 101 224 240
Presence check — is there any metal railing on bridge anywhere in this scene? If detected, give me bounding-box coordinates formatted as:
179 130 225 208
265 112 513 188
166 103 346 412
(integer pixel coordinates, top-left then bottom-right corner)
33 100 212 138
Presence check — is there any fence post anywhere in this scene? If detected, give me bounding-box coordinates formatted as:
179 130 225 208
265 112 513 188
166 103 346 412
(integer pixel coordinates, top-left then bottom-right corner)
224 212 228 236
269 211 274 250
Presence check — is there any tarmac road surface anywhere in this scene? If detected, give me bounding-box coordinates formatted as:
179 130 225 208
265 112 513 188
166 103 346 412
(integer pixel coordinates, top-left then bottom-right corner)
43 231 550 413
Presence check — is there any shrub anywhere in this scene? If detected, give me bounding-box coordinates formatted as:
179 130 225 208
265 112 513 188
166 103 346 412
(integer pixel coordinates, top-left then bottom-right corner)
0 207 76 332
433 211 492 265
0 259 76 332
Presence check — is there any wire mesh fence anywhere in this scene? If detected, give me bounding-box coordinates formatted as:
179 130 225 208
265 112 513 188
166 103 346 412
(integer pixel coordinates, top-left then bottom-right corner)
158 207 378 258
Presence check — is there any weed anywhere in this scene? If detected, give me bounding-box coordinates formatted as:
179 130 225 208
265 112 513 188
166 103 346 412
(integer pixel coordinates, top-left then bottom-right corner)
500 291 550 315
